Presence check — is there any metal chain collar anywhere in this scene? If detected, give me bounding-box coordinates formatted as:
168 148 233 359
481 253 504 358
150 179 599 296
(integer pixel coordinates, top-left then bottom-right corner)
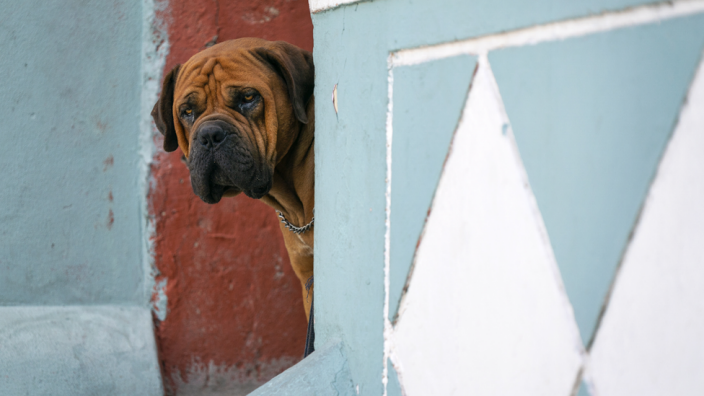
277 210 314 235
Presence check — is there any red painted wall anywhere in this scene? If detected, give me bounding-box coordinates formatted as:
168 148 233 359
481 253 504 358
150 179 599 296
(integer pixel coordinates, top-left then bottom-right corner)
150 1 313 394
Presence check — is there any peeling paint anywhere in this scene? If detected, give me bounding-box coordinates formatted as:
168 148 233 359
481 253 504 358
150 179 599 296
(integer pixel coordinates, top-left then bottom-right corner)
107 209 114 230
309 0 365 14
103 155 114 171
152 278 168 321
332 84 339 114
243 6 280 24
169 357 298 395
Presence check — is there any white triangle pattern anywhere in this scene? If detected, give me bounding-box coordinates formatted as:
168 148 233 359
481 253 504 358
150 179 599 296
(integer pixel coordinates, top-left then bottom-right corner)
588 58 704 396
390 57 583 396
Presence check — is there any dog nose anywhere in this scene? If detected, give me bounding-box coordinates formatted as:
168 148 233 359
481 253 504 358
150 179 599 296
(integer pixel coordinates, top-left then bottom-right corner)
197 125 226 149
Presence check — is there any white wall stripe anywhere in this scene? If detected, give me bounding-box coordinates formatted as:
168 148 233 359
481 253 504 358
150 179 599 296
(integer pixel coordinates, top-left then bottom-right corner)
140 0 168 305
382 56 394 396
392 0 704 67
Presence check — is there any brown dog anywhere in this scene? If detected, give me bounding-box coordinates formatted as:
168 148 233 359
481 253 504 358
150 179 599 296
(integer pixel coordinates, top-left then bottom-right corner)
151 38 315 319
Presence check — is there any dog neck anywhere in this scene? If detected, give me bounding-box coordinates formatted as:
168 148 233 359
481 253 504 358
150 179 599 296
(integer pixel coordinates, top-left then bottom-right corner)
261 98 315 230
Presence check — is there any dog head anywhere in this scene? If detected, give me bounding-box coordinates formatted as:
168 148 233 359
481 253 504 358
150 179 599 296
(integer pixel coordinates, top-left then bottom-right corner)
151 38 314 203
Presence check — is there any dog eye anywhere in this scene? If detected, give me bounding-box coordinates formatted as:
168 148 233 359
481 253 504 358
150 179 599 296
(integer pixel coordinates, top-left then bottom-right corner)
181 108 195 123
243 94 254 102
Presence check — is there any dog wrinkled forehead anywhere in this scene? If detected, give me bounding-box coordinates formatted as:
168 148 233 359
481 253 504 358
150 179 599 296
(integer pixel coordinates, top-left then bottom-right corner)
175 47 274 102
177 38 313 123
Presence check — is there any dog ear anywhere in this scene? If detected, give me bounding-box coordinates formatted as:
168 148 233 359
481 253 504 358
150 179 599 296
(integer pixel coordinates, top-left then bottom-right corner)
151 64 181 152
255 42 314 124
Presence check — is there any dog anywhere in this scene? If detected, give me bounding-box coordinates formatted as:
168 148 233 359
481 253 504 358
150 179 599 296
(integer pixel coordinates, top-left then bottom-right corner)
151 38 315 320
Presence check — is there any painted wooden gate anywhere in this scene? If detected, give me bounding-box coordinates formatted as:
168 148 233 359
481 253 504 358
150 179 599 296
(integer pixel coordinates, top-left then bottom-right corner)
254 0 704 395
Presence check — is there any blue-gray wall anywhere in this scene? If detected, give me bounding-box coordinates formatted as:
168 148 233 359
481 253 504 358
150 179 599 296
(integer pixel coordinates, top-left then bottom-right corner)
307 0 704 395
0 0 147 305
0 1 163 394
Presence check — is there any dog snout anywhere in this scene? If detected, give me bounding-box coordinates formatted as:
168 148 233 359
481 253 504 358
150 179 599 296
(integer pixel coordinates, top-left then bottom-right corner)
196 124 227 149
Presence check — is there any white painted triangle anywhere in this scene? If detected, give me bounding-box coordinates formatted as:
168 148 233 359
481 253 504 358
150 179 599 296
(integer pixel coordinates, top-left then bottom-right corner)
589 57 704 396
390 56 583 396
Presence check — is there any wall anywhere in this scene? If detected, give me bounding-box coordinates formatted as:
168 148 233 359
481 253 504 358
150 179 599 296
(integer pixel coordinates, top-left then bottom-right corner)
4 0 702 394
0 0 162 394
305 0 704 395
149 1 314 394
0 1 315 394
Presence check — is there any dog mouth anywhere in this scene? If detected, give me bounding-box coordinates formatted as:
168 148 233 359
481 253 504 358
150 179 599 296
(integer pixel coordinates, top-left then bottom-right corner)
202 181 269 203
198 182 225 204
190 163 271 204
245 181 272 199
188 160 238 204
222 186 241 197
203 185 243 204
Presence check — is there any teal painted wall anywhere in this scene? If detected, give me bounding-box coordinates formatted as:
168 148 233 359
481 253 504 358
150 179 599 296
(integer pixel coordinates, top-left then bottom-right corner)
0 306 162 395
0 1 162 393
312 0 668 392
491 13 704 344
0 0 147 304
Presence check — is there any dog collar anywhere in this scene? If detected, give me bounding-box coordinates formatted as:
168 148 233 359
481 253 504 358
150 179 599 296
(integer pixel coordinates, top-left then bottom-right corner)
277 210 314 235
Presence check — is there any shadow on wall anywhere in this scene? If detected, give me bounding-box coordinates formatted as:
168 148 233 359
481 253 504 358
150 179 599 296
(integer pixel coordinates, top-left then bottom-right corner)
149 0 313 394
